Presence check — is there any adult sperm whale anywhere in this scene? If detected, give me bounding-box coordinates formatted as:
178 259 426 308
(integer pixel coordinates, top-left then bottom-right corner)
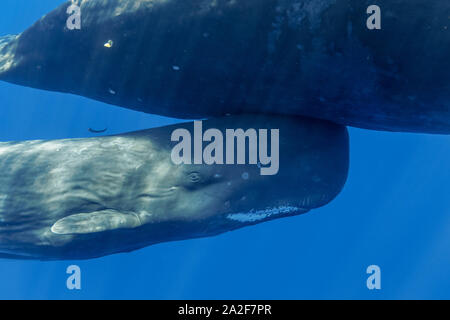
0 115 348 260
0 0 449 133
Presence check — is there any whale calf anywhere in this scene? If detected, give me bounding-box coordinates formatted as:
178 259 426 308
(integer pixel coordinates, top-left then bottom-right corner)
0 0 449 133
0 115 348 260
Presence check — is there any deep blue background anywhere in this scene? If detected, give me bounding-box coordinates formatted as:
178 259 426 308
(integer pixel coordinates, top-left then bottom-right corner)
0 0 450 299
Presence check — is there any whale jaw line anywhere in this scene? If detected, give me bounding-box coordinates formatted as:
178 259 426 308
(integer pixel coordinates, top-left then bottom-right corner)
226 206 309 223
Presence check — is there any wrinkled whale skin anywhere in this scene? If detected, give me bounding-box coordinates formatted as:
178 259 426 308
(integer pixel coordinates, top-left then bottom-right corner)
0 0 449 133
0 115 349 260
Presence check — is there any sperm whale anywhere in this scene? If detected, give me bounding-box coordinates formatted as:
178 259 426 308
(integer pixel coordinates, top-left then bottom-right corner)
0 115 348 260
0 0 449 133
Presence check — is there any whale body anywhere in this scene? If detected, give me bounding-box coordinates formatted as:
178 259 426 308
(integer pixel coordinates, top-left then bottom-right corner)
0 0 449 133
0 115 348 260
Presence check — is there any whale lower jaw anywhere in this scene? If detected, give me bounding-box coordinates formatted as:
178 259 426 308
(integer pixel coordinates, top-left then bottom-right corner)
226 206 309 223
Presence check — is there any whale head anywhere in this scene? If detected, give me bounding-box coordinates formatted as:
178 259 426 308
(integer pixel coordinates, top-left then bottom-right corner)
165 116 349 229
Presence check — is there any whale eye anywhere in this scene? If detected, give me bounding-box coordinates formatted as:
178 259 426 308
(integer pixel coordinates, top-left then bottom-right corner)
188 172 201 183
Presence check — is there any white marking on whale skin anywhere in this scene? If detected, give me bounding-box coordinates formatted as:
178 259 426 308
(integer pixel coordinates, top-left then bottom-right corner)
226 206 304 223
33 141 66 152
0 195 7 222
0 141 67 157
0 34 18 73
74 0 169 25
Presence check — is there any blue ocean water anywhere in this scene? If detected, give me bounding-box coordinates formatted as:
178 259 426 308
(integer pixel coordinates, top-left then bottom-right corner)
1 1 450 300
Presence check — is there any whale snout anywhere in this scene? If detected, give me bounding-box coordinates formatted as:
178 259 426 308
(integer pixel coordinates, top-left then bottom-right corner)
182 115 349 226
